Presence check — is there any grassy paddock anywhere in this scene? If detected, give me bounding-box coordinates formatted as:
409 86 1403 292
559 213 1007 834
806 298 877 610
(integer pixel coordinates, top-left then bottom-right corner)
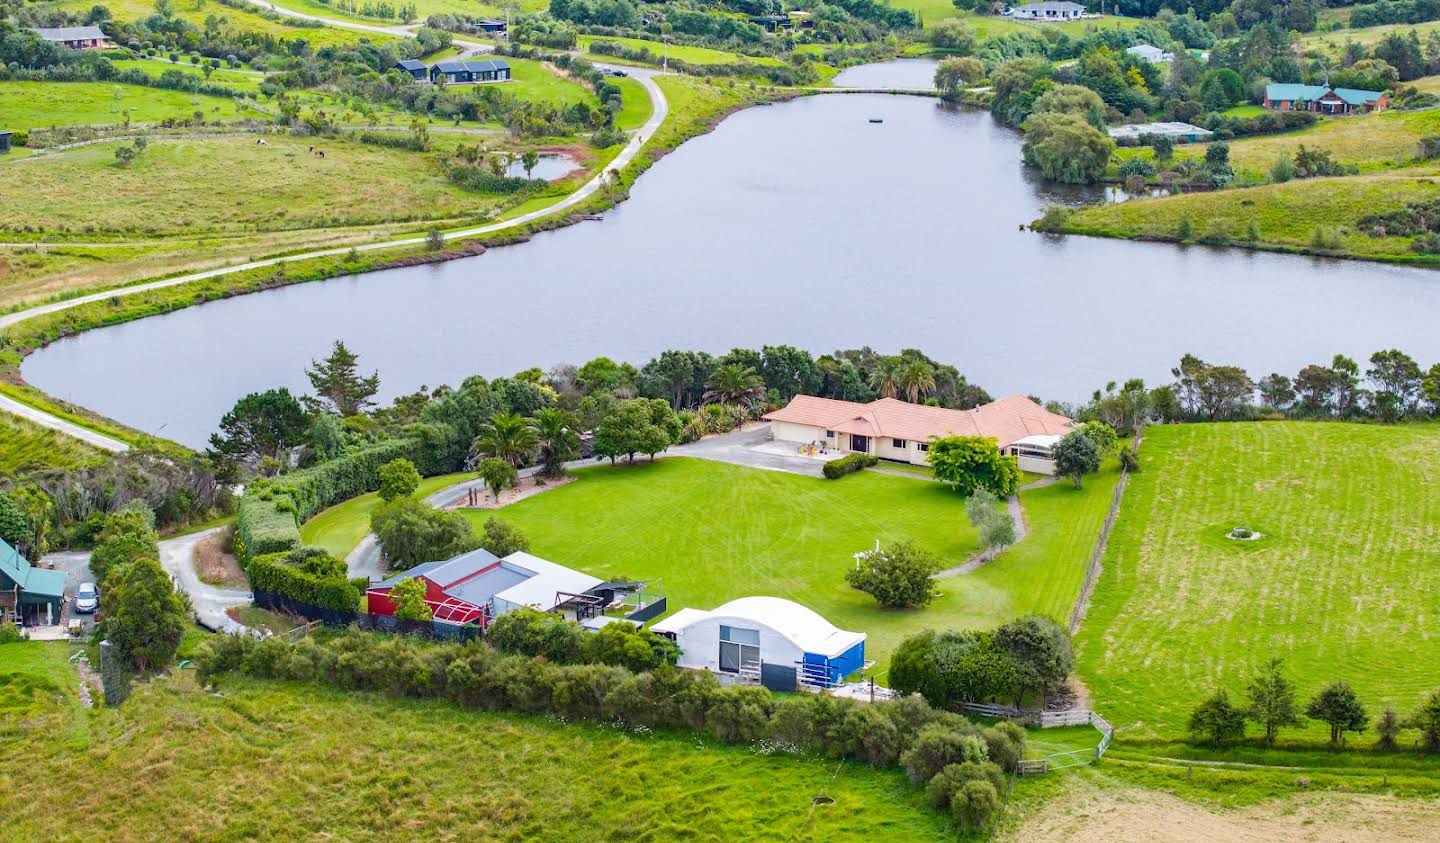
1078 422 1440 742
0 649 954 841
0 80 260 130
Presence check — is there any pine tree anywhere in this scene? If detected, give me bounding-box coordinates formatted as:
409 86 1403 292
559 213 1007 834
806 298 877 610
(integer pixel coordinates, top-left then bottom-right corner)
305 340 380 416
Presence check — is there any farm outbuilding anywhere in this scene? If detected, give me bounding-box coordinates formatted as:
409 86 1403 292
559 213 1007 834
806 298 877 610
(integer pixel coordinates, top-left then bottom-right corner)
651 596 866 689
0 538 65 627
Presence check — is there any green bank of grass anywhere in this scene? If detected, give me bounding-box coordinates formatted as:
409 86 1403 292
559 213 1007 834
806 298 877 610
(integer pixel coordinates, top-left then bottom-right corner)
0 80 261 130
505 57 603 108
1056 169 1440 262
110 58 266 90
0 413 105 473
1078 422 1440 742
579 34 784 67
612 75 654 129
461 456 1112 672
299 472 471 558
0 663 955 841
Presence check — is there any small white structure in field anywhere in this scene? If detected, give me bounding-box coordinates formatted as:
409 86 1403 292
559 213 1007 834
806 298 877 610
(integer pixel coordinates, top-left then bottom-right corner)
1125 44 1174 64
651 596 866 689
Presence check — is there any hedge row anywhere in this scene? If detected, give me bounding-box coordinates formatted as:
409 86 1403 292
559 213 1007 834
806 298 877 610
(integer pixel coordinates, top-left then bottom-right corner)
235 438 419 562
248 548 362 614
823 452 879 479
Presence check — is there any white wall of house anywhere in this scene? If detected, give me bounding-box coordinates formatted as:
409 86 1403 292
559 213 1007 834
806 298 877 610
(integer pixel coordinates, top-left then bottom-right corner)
674 615 807 675
771 420 826 445
1017 454 1057 475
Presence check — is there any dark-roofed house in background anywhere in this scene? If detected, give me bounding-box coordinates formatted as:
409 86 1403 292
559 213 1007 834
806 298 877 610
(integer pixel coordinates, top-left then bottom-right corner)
1264 83 1388 114
1 538 66 628
430 59 512 85
763 394 1074 473
32 25 111 49
393 59 428 81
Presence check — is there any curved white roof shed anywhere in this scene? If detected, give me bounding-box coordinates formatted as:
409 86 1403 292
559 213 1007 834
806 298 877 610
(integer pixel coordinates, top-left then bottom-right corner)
651 596 866 687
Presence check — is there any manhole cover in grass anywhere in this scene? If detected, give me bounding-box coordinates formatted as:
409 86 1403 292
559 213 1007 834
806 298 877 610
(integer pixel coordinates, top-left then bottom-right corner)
812 796 835 806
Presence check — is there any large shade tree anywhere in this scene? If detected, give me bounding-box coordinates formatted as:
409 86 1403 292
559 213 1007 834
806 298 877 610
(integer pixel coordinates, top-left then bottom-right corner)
305 339 380 416
208 388 308 469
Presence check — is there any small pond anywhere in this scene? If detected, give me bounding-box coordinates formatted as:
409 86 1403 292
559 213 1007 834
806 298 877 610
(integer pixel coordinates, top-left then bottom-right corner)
504 152 581 181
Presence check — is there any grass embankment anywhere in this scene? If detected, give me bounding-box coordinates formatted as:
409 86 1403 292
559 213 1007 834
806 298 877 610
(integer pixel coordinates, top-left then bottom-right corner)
299 472 471 558
1055 169 1440 262
0 643 954 841
0 413 104 472
0 80 261 129
456 456 1119 672
1078 422 1440 742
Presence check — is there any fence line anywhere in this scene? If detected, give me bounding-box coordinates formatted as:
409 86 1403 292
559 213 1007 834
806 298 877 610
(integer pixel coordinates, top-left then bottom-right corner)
961 704 1116 775
1068 431 1147 635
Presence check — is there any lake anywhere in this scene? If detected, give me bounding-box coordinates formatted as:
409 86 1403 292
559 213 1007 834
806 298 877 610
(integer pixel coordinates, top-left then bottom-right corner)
24 87 1440 449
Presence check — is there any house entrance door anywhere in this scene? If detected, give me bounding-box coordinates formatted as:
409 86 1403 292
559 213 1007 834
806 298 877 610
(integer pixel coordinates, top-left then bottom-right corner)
850 435 869 453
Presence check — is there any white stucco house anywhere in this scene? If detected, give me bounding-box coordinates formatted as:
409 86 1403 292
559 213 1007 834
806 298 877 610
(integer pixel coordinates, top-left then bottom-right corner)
651 596 866 689
762 394 1073 474
1013 1 1085 20
1125 44 1174 63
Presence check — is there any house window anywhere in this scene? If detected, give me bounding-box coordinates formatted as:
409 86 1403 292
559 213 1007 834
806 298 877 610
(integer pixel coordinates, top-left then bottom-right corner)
916 442 929 452
825 430 834 438
892 438 907 448
719 625 760 674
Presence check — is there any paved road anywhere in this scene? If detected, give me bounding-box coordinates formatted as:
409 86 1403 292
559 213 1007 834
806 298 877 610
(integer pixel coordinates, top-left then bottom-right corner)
0 59 669 445
158 527 253 634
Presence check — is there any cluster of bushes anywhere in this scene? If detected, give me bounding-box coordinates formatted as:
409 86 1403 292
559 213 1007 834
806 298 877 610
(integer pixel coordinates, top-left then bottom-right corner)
194 628 1023 831
1349 0 1440 29
247 546 362 614
1358 196 1440 237
584 39 818 86
235 438 418 561
83 502 190 671
446 163 545 195
889 616 1075 711
1189 658 1440 751
822 452 877 479
487 607 679 672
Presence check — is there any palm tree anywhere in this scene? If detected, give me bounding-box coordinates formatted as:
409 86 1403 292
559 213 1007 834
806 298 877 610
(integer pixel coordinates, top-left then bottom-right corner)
703 364 766 409
901 358 937 403
868 357 903 399
471 410 537 469
532 407 579 477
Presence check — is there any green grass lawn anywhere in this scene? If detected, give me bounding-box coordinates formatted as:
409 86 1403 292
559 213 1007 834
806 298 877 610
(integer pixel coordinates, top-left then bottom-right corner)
1221 104 1266 118
0 653 956 841
612 75 654 130
300 472 471 558
0 80 261 130
1299 18 1440 55
1057 168 1440 262
1077 422 1440 742
579 34 784 67
504 57 601 108
0 413 104 473
459 456 1120 673
109 58 266 90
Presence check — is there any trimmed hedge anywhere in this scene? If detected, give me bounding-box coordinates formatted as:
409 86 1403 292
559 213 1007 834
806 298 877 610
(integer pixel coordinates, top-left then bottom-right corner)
248 547 361 614
823 452 879 479
235 438 419 563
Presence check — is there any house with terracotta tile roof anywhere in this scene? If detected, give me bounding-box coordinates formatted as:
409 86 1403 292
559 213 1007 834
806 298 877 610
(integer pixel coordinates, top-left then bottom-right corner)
762 394 1074 474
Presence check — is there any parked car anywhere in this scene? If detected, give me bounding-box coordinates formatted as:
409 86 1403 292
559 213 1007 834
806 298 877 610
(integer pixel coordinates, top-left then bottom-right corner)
611 69 628 77
75 582 99 614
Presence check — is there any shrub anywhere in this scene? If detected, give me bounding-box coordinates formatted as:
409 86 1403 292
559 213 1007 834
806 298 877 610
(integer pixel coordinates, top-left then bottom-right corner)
846 540 941 609
925 761 1005 811
371 496 477 571
248 547 360 613
1189 689 1247 746
377 457 421 501
478 517 529 557
822 452 877 479
929 436 1020 497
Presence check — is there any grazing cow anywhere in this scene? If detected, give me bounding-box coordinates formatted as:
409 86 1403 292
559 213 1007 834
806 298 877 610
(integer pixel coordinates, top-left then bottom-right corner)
316 149 326 158
308 145 314 153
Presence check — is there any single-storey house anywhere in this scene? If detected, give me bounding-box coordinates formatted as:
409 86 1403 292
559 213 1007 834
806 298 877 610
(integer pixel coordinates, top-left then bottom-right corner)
1013 1 1085 20
1107 121 1214 143
0 538 66 627
651 596 865 689
32 25 111 50
1264 83 1387 114
476 19 508 35
394 59 428 81
1125 44 1173 64
763 393 1073 473
430 59 511 85
367 548 602 629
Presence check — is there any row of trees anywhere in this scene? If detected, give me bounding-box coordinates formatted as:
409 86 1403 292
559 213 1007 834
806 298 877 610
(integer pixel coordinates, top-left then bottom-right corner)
1189 658 1440 751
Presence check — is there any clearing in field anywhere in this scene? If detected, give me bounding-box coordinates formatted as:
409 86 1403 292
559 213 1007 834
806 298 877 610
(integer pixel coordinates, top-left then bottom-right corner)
453 456 1123 671
0 643 953 841
0 80 261 130
1077 422 1440 741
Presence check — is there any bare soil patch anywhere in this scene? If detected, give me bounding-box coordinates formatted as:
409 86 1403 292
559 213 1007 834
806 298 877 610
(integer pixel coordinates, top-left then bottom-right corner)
194 528 246 588
1009 787 1440 842
449 474 576 509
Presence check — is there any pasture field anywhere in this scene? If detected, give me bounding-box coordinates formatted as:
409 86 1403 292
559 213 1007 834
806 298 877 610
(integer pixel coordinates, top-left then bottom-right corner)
0 80 261 130
51 0 393 49
1300 18 1440 54
0 134 506 239
579 34 784 67
1057 168 1440 261
0 642 955 841
268 0 548 25
109 58 267 89
1077 422 1440 741
0 414 103 473
453 456 1122 672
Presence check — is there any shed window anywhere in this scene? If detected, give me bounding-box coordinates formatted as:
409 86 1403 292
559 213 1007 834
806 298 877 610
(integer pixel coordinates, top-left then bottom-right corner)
719 625 761 674
720 625 760 645
892 438 907 449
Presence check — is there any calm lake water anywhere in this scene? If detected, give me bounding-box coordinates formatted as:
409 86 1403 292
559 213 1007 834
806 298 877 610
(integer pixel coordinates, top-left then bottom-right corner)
24 88 1440 448
833 58 939 90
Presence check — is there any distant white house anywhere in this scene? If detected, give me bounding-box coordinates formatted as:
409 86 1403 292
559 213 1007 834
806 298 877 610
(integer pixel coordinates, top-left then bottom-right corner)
1013 1 1085 20
31 26 110 50
651 596 866 689
1125 44 1174 64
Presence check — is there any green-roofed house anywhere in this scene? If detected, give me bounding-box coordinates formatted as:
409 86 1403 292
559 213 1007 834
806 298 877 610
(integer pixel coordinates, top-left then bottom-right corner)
1265 83 1388 114
0 537 65 626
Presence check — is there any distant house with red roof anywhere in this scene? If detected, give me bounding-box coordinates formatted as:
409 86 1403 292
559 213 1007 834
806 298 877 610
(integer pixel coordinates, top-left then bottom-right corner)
762 394 1073 474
